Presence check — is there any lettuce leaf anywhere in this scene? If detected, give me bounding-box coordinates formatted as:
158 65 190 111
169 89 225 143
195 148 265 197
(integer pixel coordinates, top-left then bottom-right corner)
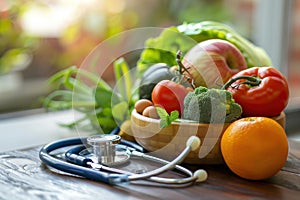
137 21 272 77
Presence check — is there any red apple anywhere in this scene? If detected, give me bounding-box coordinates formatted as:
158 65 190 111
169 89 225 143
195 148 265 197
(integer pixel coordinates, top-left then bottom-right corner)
182 39 247 88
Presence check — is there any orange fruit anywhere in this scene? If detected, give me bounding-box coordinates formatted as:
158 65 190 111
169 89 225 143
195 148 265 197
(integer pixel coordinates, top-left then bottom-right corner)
221 117 289 180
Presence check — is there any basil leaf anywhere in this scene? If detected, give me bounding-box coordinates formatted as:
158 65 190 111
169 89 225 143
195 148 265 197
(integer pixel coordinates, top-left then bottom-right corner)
156 107 179 128
169 110 179 122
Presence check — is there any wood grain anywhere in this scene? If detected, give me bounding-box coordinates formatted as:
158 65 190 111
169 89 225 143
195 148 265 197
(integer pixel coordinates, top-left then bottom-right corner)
0 139 299 200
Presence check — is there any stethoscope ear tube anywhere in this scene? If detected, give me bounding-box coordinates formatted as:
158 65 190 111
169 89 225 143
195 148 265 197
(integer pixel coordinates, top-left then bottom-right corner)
39 137 129 185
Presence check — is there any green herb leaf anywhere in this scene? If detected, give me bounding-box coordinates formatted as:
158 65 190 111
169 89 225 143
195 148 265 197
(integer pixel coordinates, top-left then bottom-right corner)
156 107 179 128
169 110 179 122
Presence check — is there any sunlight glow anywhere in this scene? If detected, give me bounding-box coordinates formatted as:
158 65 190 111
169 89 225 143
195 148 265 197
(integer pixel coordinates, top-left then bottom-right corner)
20 0 105 37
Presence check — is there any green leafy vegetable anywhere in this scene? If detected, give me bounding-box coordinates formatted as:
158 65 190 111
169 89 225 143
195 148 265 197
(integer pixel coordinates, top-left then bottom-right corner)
44 58 136 134
137 21 272 77
156 107 179 128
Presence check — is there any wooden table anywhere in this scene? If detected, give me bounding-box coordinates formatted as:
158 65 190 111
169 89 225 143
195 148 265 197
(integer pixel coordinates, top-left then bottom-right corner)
0 139 299 200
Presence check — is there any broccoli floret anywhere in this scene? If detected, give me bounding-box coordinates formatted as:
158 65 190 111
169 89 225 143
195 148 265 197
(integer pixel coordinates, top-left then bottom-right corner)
183 86 242 123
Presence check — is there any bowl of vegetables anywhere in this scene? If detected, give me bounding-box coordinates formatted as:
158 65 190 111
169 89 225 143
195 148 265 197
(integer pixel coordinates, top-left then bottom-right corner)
130 22 289 164
131 89 286 165
131 108 231 164
131 67 288 165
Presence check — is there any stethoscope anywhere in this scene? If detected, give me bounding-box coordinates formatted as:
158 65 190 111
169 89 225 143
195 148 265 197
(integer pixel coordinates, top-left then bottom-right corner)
39 128 208 187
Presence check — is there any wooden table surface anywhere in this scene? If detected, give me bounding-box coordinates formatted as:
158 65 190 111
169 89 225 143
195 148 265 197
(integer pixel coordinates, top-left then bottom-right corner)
0 138 299 200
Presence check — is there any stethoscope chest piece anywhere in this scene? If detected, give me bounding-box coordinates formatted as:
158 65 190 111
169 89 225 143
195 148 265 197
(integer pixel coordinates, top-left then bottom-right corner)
87 135 130 166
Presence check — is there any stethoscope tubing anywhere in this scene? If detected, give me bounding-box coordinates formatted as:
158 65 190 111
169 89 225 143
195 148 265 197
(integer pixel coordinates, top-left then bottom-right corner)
39 136 198 186
39 137 129 184
64 144 197 185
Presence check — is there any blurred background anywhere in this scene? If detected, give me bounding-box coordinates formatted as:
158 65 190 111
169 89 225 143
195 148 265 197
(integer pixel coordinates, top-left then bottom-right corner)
0 0 299 114
1 0 300 152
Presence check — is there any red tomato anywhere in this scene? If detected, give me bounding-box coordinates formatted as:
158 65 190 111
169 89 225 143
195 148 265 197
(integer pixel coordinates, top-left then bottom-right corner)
224 67 289 117
151 80 190 116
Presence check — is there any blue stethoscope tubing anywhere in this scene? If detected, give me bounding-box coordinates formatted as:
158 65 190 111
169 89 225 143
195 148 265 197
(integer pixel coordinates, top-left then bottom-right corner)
39 129 205 187
39 137 199 187
39 137 129 184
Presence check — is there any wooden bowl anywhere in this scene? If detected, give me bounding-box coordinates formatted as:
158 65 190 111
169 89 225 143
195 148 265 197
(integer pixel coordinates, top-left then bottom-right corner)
130 109 286 165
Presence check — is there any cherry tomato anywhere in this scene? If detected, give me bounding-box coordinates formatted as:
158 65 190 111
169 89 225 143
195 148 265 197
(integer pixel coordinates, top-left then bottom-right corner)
223 67 289 117
151 80 190 116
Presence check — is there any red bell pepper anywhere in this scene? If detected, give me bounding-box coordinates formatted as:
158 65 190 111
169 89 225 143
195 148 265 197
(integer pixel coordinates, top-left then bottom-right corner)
222 67 289 117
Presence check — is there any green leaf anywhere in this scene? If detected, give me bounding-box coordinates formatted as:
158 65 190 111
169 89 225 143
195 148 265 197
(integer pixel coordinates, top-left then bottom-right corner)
94 87 114 108
113 58 132 101
156 107 168 118
169 110 179 122
97 117 118 133
101 107 113 117
156 107 179 128
136 27 197 77
112 101 130 122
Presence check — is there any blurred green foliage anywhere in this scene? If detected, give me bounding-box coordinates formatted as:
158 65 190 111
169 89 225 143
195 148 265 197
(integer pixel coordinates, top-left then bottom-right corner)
0 1 39 74
56 0 233 70
148 0 232 25
0 0 233 75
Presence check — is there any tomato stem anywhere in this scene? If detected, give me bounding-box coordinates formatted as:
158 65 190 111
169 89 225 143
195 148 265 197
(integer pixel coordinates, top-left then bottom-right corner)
222 75 261 90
